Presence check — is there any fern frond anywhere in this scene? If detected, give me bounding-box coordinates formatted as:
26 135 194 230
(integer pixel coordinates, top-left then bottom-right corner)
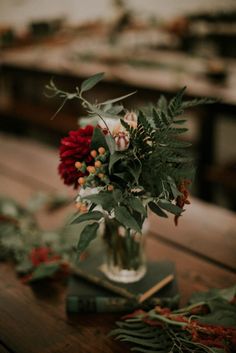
182 97 217 109
157 95 168 112
167 87 186 118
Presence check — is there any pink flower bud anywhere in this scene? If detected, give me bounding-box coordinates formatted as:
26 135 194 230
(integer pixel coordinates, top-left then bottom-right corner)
124 111 137 123
114 131 130 151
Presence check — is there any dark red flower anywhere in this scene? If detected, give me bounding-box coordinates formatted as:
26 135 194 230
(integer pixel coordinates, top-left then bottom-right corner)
174 179 191 226
29 246 61 267
58 125 94 188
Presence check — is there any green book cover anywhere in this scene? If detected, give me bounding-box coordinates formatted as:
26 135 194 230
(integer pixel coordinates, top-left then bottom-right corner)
66 255 178 313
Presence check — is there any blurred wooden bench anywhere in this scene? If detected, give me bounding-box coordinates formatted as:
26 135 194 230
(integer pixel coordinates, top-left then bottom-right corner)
0 133 235 353
1 42 236 203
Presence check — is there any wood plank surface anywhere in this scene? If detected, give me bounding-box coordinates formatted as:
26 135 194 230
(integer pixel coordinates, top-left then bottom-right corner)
0 266 125 353
0 133 235 268
0 345 10 353
0 132 235 353
149 201 236 272
0 236 235 353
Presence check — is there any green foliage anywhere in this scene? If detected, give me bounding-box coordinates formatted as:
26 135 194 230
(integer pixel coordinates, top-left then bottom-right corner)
157 200 183 216
199 299 236 327
148 201 168 218
129 197 147 217
80 72 105 93
100 91 137 106
91 127 108 150
70 211 104 225
46 73 216 255
189 285 236 304
0 194 77 281
111 320 210 353
77 222 100 257
109 152 124 172
111 285 236 353
82 191 115 212
105 134 116 154
28 262 61 282
114 206 142 233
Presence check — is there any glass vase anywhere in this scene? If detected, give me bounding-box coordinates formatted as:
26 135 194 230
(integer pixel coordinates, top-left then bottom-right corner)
103 217 146 283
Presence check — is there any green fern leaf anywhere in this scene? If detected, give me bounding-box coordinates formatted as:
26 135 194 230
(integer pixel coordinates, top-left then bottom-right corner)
168 87 186 118
182 97 217 109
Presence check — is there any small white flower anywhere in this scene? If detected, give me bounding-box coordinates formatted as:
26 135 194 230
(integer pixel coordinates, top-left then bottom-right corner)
76 187 103 212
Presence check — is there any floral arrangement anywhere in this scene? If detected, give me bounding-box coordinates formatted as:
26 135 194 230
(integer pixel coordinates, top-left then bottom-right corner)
46 72 214 259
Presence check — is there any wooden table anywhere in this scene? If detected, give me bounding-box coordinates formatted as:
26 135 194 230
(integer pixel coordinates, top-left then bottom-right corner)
0 133 235 353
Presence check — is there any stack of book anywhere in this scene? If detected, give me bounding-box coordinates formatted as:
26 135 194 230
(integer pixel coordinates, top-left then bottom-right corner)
66 254 178 313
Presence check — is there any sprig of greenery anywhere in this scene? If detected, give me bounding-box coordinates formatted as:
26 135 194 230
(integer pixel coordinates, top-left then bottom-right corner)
45 72 136 130
110 285 236 353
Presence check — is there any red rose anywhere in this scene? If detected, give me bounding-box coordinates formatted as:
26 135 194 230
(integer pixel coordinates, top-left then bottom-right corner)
58 125 94 188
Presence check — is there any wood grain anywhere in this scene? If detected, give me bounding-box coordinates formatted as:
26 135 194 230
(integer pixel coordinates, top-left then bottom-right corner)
149 201 236 271
0 133 235 268
0 263 126 353
0 344 11 353
146 237 236 304
0 235 235 353
0 133 235 353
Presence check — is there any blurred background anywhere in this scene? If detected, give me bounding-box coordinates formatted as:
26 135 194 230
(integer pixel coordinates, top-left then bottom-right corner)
0 0 236 210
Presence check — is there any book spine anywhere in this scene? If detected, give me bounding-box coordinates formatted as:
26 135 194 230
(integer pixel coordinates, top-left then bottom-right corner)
66 296 164 313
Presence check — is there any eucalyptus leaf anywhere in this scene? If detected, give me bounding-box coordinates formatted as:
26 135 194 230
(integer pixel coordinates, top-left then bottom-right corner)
189 285 236 304
70 211 104 225
109 152 124 172
100 91 136 106
77 222 99 256
129 197 147 217
148 202 168 218
82 191 114 211
105 104 124 115
115 206 141 233
91 127 108 150
80 72 105 93
113 172 131 183
198 299 236 327
29 262 60 282
158 199 183 216
167 176 182 198
87 101 121 119
113 189 123 203
105 135 116 154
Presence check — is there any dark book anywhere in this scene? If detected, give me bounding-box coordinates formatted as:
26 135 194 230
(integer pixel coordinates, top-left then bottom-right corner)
66 254 178 313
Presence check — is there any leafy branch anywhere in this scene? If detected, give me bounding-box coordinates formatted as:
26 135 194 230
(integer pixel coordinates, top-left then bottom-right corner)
45 72 136 131
111 285 236 353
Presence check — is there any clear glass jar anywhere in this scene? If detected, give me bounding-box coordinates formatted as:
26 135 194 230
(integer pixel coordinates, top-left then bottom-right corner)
103 217 146 283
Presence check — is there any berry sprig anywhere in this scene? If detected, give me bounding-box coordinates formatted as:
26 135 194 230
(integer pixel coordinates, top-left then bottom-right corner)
75 146 113 195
